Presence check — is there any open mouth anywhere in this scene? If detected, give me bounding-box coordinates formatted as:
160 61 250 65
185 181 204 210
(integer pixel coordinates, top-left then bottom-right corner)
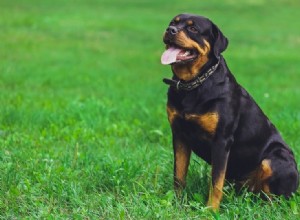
161 45 198 65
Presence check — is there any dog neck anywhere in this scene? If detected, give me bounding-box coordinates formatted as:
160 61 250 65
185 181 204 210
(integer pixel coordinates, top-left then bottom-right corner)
163 57 220 91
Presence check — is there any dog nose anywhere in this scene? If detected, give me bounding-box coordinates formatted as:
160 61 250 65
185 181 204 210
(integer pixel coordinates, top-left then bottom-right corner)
166 26 178 35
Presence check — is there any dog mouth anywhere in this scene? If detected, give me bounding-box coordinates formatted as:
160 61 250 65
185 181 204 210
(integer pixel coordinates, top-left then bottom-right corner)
161 45 198 65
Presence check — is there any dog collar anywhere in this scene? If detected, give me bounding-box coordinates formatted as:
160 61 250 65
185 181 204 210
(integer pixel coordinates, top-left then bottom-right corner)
163 58 220 91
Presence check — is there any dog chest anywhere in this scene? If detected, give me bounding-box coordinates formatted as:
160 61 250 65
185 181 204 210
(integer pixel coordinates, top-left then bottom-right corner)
167 105 219 137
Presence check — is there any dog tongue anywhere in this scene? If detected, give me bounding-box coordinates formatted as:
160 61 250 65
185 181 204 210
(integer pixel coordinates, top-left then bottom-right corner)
161 47 182 65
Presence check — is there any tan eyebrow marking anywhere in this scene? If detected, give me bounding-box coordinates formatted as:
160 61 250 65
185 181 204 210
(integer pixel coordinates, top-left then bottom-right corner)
186 20 194 25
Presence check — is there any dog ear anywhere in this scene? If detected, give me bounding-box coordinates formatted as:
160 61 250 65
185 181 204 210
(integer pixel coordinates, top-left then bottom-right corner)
211 23 228 58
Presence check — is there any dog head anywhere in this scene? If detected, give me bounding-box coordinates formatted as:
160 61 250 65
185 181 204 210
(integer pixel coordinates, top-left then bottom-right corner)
161 14 228 81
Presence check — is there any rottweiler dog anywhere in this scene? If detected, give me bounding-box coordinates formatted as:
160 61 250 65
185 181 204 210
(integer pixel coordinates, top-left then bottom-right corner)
161 14 299 211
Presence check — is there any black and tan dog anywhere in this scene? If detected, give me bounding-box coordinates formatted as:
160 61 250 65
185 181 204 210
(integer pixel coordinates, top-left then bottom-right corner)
161 14 299 211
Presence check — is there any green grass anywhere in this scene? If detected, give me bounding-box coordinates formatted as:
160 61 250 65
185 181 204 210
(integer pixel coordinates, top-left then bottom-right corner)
0 0 300 219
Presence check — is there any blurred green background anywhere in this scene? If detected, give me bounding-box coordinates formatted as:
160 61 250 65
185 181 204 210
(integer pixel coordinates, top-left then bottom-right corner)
0 0 299 219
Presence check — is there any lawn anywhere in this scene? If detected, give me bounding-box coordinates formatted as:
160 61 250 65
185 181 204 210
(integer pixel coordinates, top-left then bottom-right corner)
0 0 299 219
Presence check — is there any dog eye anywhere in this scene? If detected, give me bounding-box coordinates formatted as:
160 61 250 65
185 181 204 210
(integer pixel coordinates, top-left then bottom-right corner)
187 26 198 33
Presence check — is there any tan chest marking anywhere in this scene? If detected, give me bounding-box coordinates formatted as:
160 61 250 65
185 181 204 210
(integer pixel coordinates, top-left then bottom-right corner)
167 106 219 135
166 105 179 124
185 112 219 135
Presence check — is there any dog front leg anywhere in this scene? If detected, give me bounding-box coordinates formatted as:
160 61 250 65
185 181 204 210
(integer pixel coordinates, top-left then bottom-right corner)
173 137 191 197
207 143 230 211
